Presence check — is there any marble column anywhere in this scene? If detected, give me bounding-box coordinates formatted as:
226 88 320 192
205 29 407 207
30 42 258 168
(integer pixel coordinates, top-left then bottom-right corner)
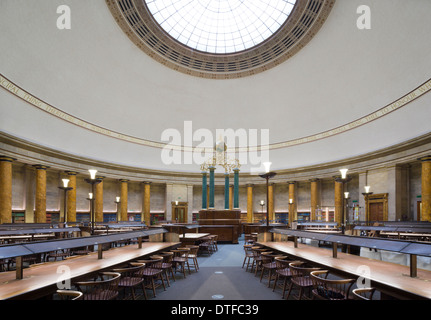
65 171 77 223
34 165 49 223
209 166 215 209
224 173 229 210
119 179 129 221
419 156 431 221
268 183 274 222
288 182 297 226
143 181 151 224
201 172 207 209
95 176 104 223
0 156 14 224
233 168 240 209
334 180 344 226
229 185 233 210
310 179 320 221
247 184 254 223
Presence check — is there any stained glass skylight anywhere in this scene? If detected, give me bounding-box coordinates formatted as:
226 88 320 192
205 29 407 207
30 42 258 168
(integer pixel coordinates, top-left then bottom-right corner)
145 0 297 54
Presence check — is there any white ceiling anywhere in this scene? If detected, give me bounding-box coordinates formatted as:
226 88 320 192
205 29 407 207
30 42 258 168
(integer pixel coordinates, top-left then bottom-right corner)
1 0 431 174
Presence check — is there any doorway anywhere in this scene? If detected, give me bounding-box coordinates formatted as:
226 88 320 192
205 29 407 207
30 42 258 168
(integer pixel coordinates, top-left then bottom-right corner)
365 193 388 223
172 201 188 223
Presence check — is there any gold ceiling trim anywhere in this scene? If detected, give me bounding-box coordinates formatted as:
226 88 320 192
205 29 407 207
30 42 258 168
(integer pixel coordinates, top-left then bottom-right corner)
1 73 431 152
106 0 336 79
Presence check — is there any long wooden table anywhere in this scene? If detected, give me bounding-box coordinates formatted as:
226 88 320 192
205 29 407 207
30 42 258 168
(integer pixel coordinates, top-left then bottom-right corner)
0 242 180 300
179 233 210 246
258 241 431 300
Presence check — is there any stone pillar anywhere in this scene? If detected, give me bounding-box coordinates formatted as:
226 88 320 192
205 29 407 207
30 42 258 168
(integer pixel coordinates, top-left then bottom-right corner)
209 166 215 209
65 171 77 223
143 181 151 225
201 172 207 209
119 179 129 221
334 180 344 226
224 173 229 210
247 184 254 223
268 183 274 222
165 183 173 221
288 182 297 226
187 185 193 223
95 176 104 223
34 165 49 223
419 156 431 221
310 179 321 221
233 168 240 209
0 156 14 224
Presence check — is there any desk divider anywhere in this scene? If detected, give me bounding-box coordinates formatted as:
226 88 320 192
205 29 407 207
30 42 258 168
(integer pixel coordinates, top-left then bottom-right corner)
0 228 168 279
270 228 431 278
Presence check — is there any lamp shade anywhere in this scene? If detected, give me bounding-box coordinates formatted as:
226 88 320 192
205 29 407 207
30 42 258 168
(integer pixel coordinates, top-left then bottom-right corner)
88 169 97 179
62 178 69 188
364 186 371 193
263 162 272 173
344 192 349 199
260 200 265 205
116 196 120 202
339 168 348 179
88 192 93 199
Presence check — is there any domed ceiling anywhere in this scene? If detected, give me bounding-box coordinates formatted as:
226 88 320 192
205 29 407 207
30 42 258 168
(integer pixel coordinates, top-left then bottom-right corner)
0 0 431 175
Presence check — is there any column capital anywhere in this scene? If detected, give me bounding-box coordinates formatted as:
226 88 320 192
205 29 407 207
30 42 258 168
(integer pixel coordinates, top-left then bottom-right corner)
287 181 297 185
418 155 431 162
246 183 254 187
33 164 50 170
0 156 16 162
142 181 152 185
309 178 320 182
119 179 129 183
65 171 78 176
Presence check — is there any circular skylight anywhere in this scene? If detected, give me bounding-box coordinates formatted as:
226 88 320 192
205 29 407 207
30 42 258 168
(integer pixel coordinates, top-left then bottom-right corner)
145 0 297 54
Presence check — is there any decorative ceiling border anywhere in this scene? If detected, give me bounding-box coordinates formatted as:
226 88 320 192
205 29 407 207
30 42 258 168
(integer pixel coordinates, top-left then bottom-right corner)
1 73 431 152
106 0 336 79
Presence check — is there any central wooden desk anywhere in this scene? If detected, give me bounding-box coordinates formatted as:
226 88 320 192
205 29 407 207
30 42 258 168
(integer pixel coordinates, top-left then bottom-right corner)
179 233 210 246
258 241 431 300
0 242 180 300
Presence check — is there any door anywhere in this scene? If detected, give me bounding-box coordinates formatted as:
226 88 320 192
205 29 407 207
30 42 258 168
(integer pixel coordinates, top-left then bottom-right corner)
369 202 384 221
172 201 188 223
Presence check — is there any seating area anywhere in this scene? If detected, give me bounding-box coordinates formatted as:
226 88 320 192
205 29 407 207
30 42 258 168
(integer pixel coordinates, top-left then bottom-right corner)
243 244 376 300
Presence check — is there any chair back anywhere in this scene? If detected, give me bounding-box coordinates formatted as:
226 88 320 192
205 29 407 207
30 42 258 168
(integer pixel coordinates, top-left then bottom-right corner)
75 272 121 300
185 245 199 256
352 287 376 300
289 262 320 286
57 290 83 300
310 270 355 300
113 263 145 284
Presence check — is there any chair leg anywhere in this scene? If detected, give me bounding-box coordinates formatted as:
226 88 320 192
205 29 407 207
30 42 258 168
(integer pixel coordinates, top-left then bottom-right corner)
286 282 293 300
272 273 278 292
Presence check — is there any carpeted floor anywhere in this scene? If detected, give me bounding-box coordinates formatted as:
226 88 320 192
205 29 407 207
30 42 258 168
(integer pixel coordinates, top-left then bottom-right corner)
151 237 286 301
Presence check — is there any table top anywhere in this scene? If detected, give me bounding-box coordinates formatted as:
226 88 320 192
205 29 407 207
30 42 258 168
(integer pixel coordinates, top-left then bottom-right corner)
0 242 180 300
258 241 431 300
179 233 210 239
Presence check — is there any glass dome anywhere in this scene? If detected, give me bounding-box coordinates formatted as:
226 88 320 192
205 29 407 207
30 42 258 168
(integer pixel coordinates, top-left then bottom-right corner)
145 0 297 54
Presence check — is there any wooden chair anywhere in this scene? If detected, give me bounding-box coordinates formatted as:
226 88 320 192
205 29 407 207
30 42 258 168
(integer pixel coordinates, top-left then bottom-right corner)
136 258 166 298
56 289 83 300
153 252 176 286
198 236 213 255
286 262 320 300
185 245 200 272
310 270 356 300
242 244 254 271
352 287 376 300
250 247 271 276
211 235 218 252
113 263 147 300
75 272 121 300
272 257 296 298
260 254 285 287
171 248 191 278
46 249 70 262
